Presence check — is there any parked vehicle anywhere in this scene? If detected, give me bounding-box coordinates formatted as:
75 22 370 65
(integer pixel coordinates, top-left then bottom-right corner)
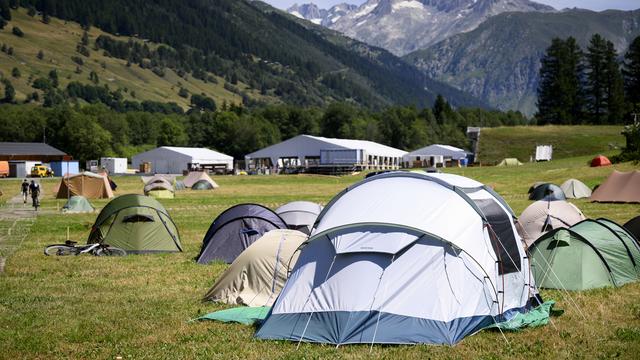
30 164 54 177
0 161 8 178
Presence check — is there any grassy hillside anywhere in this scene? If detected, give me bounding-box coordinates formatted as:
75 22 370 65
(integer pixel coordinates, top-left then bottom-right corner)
0 158 639 358
477 125 625 164
0 8 261 109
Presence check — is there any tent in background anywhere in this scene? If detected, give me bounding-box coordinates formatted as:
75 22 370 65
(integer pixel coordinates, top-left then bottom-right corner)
88 194 182 253
529 219 640 290
560 179 592 199
196 204 288 264
143 177 175 199
192 180 215 190
141 174 176 185
256 172 537 345
528 183 566 201
275 201 323 235
590 155 611 167
56 172 113 199
591 170 640 203
183 171 219 188
497 158 523 166
203 229 307 306
624 215 640 244
517 200 586 247
61 195 94 213
175 180 186 190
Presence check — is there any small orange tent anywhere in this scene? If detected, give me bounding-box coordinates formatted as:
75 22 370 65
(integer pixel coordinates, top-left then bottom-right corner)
590 155 611 167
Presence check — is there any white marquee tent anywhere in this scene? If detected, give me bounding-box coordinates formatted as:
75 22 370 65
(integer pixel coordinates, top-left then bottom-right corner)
403 144 468 168
245 134 407 171
132 147 233 174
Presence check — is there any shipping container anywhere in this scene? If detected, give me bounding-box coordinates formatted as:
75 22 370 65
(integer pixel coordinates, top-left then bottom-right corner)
100 157 128 174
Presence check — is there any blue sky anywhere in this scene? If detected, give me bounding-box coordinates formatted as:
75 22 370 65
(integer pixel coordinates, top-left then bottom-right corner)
264 0 639 11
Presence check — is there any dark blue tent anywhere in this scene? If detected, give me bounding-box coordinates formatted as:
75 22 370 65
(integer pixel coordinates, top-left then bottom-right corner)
528 183 566 201
196 204 287 264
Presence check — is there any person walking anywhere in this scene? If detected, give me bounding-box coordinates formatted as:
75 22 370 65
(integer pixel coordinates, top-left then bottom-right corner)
20 179 29 204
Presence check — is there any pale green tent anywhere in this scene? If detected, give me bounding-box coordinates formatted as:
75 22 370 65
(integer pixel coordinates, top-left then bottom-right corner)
62 195 94 213
87 194 182 254
529 219 640 290
497 158 523 166
560 179 592 199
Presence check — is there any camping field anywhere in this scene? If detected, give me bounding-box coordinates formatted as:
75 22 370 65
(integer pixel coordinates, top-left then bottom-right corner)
0 155 639 359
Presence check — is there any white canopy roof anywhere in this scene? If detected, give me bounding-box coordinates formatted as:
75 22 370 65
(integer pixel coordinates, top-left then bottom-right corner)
161 147 233 162
245 135 407 163
405 144 468 160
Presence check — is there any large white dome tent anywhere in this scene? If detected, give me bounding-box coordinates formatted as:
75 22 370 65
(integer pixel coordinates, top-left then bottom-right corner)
256 172 538 345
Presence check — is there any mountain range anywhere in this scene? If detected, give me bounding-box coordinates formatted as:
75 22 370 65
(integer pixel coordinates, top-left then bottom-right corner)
11 0 486 110
287 0 555 56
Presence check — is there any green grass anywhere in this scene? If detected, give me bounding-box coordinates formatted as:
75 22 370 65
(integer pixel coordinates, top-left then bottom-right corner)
0 9 273 109
478 125 625 165
0 158 639 359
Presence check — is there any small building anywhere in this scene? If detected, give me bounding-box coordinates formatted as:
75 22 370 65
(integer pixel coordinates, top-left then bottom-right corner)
50 161 80 176
100 157 128 174
244 135 406 174
0 142 70 177
403 144 469 168
132 146 233 174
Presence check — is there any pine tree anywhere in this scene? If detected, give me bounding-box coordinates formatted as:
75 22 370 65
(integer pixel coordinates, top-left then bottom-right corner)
432 94 451 124
2 78 14 103
0 0 11 21
537 38 566 124
603 41 626 123
36 49 44 60
586 34 608 124
564 37 586 124
623 36 640 112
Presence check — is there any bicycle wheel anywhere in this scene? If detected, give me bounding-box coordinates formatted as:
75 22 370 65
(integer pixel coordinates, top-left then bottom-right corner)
44 245 77 256
95 247 127 256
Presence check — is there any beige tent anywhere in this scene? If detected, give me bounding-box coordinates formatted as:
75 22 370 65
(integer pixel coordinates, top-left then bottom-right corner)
183 171 219 189
517 200 586 247
203 229 307 306
560 179 592 199
141 174 176 185
143 178 175 199
497 158 523 166
591 170 640 203
56 172 114 199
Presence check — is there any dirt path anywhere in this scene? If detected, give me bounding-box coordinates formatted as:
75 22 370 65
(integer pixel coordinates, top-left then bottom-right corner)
0 193 38 273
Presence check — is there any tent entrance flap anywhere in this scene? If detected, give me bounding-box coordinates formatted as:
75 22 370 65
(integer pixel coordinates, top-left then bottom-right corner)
473 199 521 274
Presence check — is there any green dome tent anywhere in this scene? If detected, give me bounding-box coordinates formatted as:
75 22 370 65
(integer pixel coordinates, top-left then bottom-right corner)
529 219 640 290
192 179 214 190
62 196 94 213
88 194 182 254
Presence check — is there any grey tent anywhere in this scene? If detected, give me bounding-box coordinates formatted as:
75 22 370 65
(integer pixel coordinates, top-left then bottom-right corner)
62 195 94 213
560 179 592 199
275 201 323 235
192 179 214 190
196 204 288 264
529 183 566 201
175 180 186 190
624 216 640 244
517 200 585 247
203 229 308 306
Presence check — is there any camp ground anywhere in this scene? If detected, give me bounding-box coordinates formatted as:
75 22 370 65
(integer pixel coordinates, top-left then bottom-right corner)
0 155 639 358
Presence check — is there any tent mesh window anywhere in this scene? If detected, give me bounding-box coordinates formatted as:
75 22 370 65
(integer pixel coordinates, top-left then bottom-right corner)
123 214 155 223
474 198 521 274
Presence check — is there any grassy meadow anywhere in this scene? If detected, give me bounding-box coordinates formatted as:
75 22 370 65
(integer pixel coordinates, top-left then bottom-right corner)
0 156 639 359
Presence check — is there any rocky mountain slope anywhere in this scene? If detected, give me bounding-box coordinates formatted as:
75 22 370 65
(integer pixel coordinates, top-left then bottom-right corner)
404 9 640 115
288 0 554 55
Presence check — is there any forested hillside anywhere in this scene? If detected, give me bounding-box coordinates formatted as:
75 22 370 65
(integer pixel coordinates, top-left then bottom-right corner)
12 0 486 109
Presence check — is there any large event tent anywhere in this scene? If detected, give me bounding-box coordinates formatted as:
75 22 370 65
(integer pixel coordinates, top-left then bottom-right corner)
517 200 586 247
87 194 182 253
403 144 468 167
133 146 233 174
591 170 640 203
529 219 640 290
560 179 592 199
203 229 308 306
275 201 323 235
196 204 288 264
55 172 113 199
244 134 407 171
256 172 537 345
528 183 566 201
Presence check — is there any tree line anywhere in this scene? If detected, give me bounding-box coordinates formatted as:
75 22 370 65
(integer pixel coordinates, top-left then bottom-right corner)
0 96 527 163
536 34 640 125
